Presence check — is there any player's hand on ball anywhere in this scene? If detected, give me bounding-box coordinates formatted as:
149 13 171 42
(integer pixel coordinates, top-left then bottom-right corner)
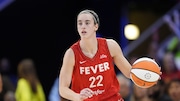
79 88 94 100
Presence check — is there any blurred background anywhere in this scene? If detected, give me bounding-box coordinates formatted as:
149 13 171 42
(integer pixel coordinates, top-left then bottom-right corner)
0 0 180 101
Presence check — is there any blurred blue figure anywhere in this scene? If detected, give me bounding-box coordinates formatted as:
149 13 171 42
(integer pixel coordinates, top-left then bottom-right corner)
49 77 61 101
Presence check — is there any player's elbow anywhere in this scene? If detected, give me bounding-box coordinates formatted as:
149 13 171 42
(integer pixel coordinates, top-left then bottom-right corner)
59 86 64 98
59 85 70 99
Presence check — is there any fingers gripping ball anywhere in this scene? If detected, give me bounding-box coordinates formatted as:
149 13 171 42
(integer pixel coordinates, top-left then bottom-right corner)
130 57 161 88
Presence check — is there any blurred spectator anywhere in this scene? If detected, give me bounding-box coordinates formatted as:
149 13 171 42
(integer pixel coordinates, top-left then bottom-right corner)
0 57 17 85
151 30 159 43
48 77 61 101
146 30 161 63
15 58 46 101
0 57 11 73
0 73 2 93
116 73 132 101
0 57 16 101
147 80 171 101
130 84 152 101
161 51 180 84
146 41 160 65
167 78 180 101
4 91 16 101
127 55 138 65
166 36 180 70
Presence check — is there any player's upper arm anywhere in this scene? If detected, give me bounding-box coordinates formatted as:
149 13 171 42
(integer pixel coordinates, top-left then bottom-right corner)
106 39 131 78
106 39 123 57
59 48 75 88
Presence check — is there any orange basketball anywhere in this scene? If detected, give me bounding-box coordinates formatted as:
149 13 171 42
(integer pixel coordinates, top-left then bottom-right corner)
130 57 161 88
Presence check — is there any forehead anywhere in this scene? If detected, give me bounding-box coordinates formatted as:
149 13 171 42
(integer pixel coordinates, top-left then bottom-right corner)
77 13 94 21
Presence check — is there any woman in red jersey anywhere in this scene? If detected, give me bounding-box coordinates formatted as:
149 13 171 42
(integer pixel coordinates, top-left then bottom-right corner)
59 9 132 101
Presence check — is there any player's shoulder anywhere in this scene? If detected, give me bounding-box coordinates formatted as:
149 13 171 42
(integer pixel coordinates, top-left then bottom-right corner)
64 48 74 57
105 38 119 47
106 38 116 42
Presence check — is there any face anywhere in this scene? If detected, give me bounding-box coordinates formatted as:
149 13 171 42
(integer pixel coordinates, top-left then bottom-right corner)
147 81 161 99
163 52 175 72
117 76 131 98
77 13 98 39
133 84 148 99
168 81 180 101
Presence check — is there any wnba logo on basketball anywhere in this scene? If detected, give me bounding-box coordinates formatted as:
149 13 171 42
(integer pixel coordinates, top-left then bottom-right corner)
144 73 151 79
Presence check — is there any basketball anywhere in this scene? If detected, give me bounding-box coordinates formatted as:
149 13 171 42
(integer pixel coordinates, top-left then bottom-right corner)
130 57 161 88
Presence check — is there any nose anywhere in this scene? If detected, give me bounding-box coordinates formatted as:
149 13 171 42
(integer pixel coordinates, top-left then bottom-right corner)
81 23 86 29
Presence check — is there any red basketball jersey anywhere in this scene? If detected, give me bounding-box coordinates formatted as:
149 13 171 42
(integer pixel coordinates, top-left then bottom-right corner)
70 38 123 101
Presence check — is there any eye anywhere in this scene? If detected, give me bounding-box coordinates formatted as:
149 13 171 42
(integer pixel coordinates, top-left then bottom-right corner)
86 22 90 25
78 22 82 26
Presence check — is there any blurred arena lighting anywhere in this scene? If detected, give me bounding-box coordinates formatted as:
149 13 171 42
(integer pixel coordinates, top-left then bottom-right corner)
0 0 15 11
123 2 180 57
124 24 140 40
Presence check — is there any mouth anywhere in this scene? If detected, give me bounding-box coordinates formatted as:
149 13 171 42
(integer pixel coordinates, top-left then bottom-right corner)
81 31 87 34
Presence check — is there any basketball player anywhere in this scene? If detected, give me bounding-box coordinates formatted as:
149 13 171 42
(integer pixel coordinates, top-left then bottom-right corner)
59 9 132 101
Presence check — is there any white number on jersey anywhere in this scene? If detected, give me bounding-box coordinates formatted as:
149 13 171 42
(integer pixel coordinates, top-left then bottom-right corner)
89 75 103 88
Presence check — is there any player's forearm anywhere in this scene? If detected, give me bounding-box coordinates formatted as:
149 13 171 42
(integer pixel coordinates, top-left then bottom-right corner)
123 63 131 79
124 67 131 79
115 57 132 79
121 57 132 79
59 87 80 101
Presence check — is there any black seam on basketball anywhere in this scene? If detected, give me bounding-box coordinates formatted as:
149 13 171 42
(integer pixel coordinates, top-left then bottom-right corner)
132 67 160 74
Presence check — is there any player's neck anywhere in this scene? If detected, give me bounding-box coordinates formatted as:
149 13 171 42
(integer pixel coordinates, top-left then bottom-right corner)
80 38 98 56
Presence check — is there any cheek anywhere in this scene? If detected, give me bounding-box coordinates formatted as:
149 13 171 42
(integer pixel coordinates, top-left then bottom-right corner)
177 86 180 93
169 86 177 93
77 26 81 32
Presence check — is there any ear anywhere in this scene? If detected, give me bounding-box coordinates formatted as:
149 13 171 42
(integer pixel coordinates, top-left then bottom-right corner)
94 24 99 31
